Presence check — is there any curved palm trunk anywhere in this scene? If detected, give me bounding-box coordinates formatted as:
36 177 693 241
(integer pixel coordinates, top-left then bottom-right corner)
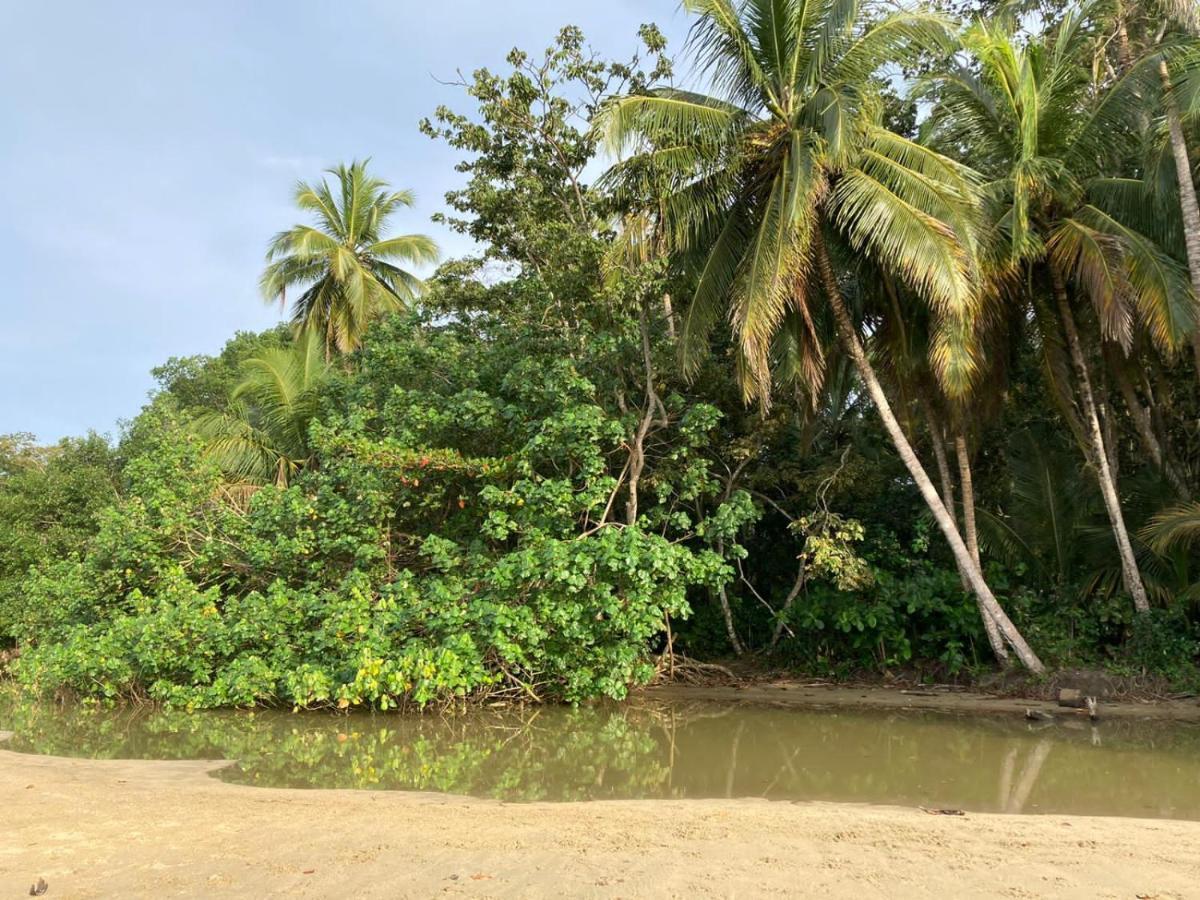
954 434 982 569
925 406 1008 663
924 408 957 525
1159 60 1200 382
1050 267 1151 613
956 433 1008 663
816 239 1044 672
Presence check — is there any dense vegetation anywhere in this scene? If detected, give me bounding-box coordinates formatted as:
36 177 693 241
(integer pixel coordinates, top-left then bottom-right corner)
4 0 1200 708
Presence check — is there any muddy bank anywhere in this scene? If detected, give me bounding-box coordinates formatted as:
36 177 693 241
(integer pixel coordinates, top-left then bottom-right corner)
1 749 1198 899
644 681 1200 722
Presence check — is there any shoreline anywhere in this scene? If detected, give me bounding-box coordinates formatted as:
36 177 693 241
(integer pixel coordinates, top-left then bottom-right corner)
3 749 1200 898
642 681 1200 722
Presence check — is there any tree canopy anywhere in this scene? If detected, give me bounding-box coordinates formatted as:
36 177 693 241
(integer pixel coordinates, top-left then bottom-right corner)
3 1 1200 707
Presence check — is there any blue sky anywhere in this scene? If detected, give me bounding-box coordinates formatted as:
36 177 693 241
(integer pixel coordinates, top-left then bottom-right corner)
1 1 688 442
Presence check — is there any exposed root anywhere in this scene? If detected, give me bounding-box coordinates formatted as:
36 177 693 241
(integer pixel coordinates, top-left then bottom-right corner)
651 653 738 686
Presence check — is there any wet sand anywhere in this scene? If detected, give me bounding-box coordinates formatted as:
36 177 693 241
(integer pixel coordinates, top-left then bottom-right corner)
2 747 1199 899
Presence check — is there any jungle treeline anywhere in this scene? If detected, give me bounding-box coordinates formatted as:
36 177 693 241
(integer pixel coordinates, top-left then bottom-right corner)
3 0 1200 707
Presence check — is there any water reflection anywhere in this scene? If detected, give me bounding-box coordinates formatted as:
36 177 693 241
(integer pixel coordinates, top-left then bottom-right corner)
1 693 1198 818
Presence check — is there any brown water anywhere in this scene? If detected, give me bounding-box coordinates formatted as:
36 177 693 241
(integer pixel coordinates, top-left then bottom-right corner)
2 693 1198 818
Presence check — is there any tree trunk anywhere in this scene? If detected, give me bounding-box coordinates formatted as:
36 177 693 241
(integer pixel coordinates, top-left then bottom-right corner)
770 558 807 648
926 405 1008 663
1049 267 1150 613
1160 59 1200 381
625 306 668 525
956 433 1008 662
924 408 957 527
815 237 1045 672
1115 12 1133 73
715 539 745 657
954 434 981 569
1108 349 1191 500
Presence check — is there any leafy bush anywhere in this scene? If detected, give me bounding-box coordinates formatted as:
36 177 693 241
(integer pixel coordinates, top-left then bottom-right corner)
13 318 748 708
777 567 985 677
1119 610 1200 690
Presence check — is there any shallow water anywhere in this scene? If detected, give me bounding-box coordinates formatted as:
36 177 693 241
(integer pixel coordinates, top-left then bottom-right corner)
2 692 1199 818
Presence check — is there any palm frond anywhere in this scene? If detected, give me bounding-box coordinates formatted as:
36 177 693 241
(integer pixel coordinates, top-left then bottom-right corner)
261 160 439 355
1047 216 1134 352
1142 502 1200 553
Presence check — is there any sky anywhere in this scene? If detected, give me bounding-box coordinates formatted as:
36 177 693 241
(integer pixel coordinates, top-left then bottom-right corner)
0 0 689 443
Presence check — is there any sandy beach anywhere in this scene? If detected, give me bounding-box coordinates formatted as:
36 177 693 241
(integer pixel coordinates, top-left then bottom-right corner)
2 746 1198 899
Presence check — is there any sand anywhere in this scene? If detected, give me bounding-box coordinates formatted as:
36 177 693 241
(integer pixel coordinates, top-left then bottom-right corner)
2 747 1199 899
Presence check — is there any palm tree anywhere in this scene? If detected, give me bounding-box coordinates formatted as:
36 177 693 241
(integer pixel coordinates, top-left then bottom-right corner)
1108 0 1200 377
597 0 1045 670
870 273 1010 661
194 329 331 488
923 7 1196 614
261 160 440 358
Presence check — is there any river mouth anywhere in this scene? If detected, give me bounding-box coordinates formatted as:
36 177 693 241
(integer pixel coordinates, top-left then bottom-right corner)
2 691 1198 819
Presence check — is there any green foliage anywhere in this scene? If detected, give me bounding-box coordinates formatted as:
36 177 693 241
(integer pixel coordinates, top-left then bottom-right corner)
260 160 440 356
780 568 985 677
791 513 873 592
1120 610 1200 689
151 326 292 416
0 433 120 645
6 8 1200 703
13 310 749 707
193 329 333 487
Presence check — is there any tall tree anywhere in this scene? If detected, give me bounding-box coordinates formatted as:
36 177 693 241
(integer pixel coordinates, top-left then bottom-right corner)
260 160 439 358
1105 0 1200 381
598 0 1045 670
924 8 1196 613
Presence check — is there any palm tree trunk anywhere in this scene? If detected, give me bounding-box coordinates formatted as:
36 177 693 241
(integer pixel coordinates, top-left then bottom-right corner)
925 406 1008 663
1159 59 1200 380
924 407 957 525
816 237 1044 672
1107 348 1192 500
954 434 981 569
955 433 1008 662
1049 266 1151 613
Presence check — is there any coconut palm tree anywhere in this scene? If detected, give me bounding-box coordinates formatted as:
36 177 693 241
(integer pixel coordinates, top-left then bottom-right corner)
922 6 1196 614
597 0 1045 670
1108 0 1200 377
261 160 440 358
194 329 331 488
870 277 1010 661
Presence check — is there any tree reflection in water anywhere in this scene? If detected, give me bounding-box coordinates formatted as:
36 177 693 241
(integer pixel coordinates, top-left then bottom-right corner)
2 692 1198 818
